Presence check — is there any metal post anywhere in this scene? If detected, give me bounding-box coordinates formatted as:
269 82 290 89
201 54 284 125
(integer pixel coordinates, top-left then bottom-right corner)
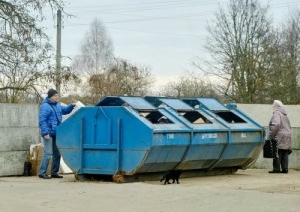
56 9 62 95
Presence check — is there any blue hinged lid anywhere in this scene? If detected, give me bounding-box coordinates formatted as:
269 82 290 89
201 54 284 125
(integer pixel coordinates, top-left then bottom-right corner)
145 96 193 111
184 98 229 111
158 98 194 111
96 96 155 110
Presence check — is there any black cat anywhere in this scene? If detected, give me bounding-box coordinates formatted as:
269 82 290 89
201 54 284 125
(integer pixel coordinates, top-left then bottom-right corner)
23 161 32 176
160 170 182 185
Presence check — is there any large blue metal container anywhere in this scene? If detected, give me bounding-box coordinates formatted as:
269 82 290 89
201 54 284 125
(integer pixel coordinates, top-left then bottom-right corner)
57 96 192 181
144 96 229 171
56 96 264 182
183 98 264 169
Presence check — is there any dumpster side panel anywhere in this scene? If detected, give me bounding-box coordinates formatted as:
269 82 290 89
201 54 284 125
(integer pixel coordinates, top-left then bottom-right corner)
183 98 265 171
57 107 99 173
177 131 228 170
215 131 264 168
133 132 191 173
83 150 117 175
57 107 134 175
104 107 153 174
124 131 191 173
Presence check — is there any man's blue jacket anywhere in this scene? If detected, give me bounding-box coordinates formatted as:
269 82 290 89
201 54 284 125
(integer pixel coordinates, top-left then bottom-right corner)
39 98 74 137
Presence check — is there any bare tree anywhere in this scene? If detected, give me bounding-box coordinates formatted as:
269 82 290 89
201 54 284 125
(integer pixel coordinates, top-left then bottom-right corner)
0 0 66 102
0 42 51 103
202 0 272 103
72 18 114 77
43 56 82 97
88 58 154 104
279 8 300 104
250 8 300 104
157 72 220 99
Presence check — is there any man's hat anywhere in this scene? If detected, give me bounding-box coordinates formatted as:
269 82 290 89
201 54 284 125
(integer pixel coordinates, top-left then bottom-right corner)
47 88 58 98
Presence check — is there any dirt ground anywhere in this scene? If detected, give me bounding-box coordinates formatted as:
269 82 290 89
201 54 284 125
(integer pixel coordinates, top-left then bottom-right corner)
1 169 300 212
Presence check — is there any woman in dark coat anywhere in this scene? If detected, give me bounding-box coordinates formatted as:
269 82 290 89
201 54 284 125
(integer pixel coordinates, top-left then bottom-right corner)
268 100 292 174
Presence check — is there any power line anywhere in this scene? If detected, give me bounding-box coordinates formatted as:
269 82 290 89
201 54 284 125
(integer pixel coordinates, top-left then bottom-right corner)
59 0 300 26
64 0 228 16
64 0 299 15
66 0 225 12
65 11 213 26
58 0 300 38
105 27 206 38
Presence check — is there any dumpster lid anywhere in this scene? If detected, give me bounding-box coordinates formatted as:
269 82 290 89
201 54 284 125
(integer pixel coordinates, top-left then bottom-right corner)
158 98 194 111
145 96 194 111
183 98 229 111
96 96 155 110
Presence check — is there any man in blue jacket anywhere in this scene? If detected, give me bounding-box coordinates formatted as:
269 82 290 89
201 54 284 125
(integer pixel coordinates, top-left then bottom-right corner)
38 88 75 179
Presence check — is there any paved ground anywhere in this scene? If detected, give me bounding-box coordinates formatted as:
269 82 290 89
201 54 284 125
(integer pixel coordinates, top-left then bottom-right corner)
1 169 300 212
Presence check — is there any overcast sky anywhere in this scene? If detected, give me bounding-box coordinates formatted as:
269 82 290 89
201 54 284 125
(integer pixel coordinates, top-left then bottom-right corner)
44 0 300 89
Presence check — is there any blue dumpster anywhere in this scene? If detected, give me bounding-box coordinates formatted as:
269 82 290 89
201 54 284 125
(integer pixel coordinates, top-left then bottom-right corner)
57 96 264 182
183 98 264 169
144 96 230 171
57 96 192 182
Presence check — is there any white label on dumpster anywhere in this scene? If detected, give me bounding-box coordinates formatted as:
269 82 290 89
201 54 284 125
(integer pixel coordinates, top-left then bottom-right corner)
202 133 217 139
167 134 174 139
241 133 247 138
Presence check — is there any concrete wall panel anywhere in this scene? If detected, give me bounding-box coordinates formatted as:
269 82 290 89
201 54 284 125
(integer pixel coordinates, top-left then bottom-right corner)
0 104 39 127
237 104 300 128
1 103 300 176
0 104 39 176
0 128 39 151
0 151 29 176
252 150 300 170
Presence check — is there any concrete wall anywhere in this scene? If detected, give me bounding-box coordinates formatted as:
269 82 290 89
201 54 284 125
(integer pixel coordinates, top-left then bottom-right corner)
0 103 299 177
0 104 40 176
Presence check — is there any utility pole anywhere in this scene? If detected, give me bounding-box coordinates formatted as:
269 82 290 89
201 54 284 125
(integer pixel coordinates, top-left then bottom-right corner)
56 9 62 95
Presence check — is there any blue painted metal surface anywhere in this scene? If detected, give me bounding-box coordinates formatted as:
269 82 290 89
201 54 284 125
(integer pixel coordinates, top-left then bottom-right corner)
57 96 264 179
144 96 229 170
183 98 265 169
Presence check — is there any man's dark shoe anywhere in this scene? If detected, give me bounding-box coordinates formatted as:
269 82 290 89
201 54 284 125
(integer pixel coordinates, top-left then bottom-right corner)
282 169 288 174
268 170 281 173
39 174 51 179
51 174 63 178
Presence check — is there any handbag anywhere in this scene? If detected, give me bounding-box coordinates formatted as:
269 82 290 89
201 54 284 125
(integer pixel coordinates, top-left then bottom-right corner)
263 139 278 158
